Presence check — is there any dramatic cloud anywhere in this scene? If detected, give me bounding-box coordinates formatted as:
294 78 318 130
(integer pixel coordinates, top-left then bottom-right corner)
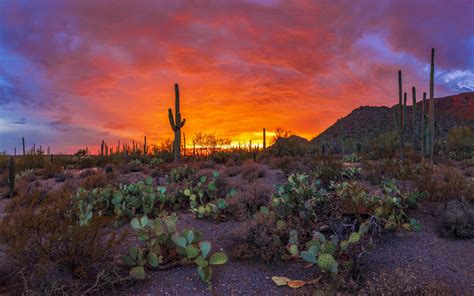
0 0 473 153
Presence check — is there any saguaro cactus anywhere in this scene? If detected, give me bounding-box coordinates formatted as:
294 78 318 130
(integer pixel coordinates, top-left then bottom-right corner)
101 140 105 156
22 137 25 155
398 70 406 160
8 156 15 198
143 136 147 155
263 128 266 150
428 48 435 164
412 87 417 153
168 83 186 162
421 92 427 158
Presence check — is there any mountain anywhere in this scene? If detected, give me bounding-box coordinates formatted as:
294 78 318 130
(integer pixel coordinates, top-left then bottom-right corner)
310 92 474 153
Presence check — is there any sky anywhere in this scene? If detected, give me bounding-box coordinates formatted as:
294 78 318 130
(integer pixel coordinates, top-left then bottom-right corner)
0 0 473 154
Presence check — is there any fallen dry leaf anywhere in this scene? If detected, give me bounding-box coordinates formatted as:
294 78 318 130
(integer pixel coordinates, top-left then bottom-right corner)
271 276 291 286
288 280 306 288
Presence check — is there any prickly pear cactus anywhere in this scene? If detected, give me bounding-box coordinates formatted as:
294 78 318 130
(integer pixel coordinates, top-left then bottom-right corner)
317 253 337 273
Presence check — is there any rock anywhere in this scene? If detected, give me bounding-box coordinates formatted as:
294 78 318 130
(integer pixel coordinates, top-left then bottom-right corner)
437 200 474 239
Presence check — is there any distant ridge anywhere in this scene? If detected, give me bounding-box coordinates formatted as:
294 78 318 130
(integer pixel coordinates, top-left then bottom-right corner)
310 92 474 152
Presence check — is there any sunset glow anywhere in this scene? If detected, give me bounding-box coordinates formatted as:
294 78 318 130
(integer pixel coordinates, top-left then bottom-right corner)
0 0 473 153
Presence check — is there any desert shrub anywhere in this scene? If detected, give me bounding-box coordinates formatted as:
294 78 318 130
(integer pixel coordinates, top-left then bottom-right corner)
55 171 74 183
0 190 127 294
36 162 62 179
415 165 474 201
436 200 474 239
447 126 474 154
312 156 344 186
224 181 272 220
233 211 294 261
118 160 142 174
79 172 110 190
361 159 416 185
240 161 266 182
199 160 217 169
209 151 232 164
76 155 96 169
367 131 398 159
224 165 241 177
270 156 308 175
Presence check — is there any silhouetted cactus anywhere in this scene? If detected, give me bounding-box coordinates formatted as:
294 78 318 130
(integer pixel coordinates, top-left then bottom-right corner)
412 87 417 152
168 83 186 162
398 70 406 160
144 136 147 155
428 48 435 164
263 128 266 150
422 92 427 158
8 156 15 198
22 137 25 155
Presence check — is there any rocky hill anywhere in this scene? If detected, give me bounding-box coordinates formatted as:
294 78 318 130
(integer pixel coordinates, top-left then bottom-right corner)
310 92 474 152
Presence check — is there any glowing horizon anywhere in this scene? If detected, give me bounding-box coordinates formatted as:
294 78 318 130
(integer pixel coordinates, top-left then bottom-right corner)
1 1 473 154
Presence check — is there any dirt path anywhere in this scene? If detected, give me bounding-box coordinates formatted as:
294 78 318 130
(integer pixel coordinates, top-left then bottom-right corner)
361 203 474 295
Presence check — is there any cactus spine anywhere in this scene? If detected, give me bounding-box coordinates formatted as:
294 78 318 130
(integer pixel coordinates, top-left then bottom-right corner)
8 156 15 198
428 48 435 164
168 83 186 162
263 128 266 150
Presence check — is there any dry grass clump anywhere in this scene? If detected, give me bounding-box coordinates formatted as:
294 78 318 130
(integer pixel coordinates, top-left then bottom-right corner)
415 164 474 201
224 181 272 221
0 189 128 294
232 212 292 261
240 161 266 182
363 268 453 295
79 172 110 190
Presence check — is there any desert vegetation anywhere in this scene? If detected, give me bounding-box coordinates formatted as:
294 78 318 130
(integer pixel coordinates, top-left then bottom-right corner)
0 48 473 296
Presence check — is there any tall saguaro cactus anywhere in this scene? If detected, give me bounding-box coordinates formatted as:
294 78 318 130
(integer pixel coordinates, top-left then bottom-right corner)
144 136 147 155
421 92 427 158
412 87 417 153
263 128 266 150
168 83 186 162
22 137 25 155
398 70 406 160
428 48 435 164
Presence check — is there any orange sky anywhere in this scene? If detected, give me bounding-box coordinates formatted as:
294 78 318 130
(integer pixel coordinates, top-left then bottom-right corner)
0 1 473 153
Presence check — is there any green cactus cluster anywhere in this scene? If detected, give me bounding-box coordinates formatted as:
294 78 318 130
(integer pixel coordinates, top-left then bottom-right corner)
271 173 328 220
292 224 368 275
180 171 236 220
331 179 423 231
168 165 195 183
74 177 171 223
123 214 228 282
